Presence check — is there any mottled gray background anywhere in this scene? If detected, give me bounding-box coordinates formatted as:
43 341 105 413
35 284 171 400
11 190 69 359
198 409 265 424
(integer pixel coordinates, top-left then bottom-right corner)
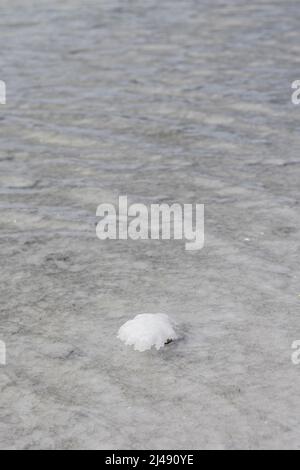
0 0 300 450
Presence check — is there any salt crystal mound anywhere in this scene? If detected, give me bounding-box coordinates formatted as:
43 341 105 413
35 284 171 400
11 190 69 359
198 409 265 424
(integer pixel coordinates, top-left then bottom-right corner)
117 313 178 352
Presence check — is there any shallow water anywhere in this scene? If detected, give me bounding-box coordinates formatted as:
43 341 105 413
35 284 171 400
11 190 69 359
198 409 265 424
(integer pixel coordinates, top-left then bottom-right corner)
0 0 300 450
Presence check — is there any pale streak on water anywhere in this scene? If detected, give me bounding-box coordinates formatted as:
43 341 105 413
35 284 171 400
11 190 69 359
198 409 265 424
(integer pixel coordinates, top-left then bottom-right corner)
0 0 300 450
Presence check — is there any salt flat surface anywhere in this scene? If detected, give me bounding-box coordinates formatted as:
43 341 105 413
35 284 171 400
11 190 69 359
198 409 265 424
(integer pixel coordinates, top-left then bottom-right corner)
0 0 300 450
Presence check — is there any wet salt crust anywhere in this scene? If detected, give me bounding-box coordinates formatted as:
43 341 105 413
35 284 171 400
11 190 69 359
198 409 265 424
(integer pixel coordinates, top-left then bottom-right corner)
117 314 178 352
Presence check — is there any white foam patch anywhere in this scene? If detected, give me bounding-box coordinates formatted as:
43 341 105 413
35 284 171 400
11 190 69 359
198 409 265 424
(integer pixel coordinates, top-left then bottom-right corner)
118 313 178 352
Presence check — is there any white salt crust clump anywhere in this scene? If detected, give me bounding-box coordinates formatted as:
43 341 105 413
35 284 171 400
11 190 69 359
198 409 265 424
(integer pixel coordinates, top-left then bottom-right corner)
118 313 178 352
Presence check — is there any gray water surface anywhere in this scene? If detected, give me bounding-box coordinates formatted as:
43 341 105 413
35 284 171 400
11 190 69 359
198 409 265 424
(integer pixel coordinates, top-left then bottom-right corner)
0 0 300 450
